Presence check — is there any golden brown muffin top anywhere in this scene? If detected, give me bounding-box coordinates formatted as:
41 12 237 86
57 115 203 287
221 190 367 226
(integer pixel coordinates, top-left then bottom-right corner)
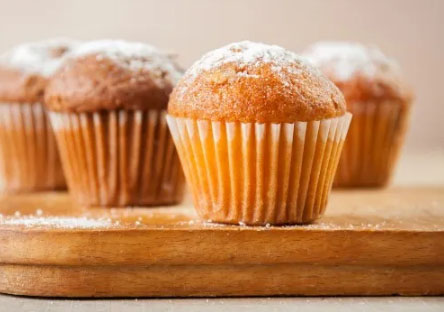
45 40 182 112
168 41 346 122
303 41 413 104
0 39 78 103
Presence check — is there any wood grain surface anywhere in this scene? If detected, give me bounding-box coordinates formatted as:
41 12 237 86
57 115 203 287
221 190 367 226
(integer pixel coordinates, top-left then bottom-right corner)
0 187 443 297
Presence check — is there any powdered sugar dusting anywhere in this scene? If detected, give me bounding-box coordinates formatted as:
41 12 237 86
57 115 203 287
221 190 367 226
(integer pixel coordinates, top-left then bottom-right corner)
184 40 319 84
304 41 399 81
0 215 113 229
70 40 182 85
0 38 78 77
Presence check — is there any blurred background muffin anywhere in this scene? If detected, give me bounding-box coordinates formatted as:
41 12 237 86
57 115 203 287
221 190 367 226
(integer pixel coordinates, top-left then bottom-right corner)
0 39 76 193
304 42 413 187
167 41 351 225
45 40 185 207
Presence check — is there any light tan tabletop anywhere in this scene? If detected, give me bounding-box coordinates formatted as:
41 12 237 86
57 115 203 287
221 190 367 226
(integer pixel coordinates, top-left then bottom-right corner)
1 296 444 312
1 151 443 311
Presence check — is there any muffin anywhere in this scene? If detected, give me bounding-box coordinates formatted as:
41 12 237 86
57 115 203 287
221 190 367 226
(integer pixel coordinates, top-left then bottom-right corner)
45 40 185 207
0 39 76 193
167 41 352 225
304 42 413 187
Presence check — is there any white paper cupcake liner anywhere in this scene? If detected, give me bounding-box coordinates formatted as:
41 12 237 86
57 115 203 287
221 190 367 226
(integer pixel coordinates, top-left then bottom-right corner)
49 109 185 207
167 113 352 225
0 102 65 193
334 101 410 187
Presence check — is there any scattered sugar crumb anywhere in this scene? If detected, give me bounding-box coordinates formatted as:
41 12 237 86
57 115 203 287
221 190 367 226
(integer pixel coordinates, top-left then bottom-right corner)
0 216 113 229
202 221 226 227
35 209 43 216
14 211 21 217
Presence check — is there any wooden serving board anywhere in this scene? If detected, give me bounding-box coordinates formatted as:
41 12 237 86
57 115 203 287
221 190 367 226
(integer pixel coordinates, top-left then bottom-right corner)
0 187 443 297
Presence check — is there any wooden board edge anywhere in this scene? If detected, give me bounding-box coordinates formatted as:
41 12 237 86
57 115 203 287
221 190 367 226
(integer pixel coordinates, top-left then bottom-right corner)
1 263 443 297
1 229 443 267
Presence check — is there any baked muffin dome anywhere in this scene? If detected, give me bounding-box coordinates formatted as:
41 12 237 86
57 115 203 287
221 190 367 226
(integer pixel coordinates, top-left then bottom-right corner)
45 40 182 112
303 41 412 104
168 41 346 123
0 39 78 103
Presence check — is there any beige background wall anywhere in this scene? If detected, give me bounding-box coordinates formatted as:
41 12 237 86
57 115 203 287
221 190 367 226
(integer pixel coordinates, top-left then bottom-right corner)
0 0 442 152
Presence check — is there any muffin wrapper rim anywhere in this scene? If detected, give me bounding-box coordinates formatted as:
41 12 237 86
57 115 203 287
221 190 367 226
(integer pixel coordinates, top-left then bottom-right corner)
0 102 65 193
167 112 352 225
49 109 185 207
334 101 411 187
